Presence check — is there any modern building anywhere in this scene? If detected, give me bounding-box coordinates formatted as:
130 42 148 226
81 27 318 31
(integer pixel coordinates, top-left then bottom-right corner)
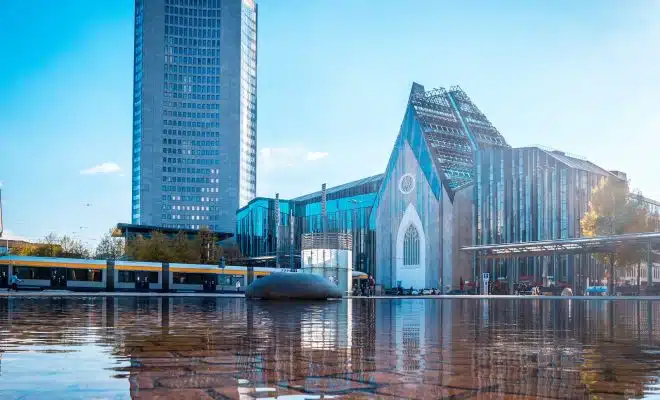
372 84 509 290
236 81 659 292
473 146 620 287
235 175 382 273
132 0 257 233
236 83 511 290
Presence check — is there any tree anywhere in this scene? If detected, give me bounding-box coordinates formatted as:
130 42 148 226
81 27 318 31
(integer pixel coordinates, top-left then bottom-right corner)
581 178 652 294
59 235 91 259
123 229 242 264
126 232 171 262
170 231 200 263
41 233 61 257
13 233 90 259
14 242 39 256
95 230 125 260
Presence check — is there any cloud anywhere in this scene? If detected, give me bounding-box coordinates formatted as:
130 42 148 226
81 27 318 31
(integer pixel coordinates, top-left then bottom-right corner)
80 162 121 175
306 151 329 161
260 147 329 172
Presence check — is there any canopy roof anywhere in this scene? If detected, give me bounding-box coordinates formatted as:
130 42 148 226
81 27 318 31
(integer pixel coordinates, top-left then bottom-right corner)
462 232 660 258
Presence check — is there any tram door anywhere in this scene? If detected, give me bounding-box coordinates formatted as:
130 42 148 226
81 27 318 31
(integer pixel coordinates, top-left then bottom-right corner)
0 266 8 288
50 268 67 289
135 271 151 290
203 274 217 292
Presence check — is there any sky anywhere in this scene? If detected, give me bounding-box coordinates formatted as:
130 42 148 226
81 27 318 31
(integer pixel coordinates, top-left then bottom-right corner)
0 0 658 246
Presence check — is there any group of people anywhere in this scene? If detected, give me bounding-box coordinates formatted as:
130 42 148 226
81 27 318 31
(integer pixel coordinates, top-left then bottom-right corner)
353 275 376 296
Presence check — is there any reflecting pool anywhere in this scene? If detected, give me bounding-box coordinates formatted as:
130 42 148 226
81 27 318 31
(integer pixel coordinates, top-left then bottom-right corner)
1 298 660 399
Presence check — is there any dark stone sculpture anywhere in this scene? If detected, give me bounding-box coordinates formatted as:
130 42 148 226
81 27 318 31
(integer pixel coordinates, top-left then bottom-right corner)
245 272 343 300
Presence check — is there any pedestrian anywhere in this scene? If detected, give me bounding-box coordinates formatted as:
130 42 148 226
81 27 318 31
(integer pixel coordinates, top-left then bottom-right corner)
368 275 375 296
459 276 464 293
235 279 241 292
8 272 22 292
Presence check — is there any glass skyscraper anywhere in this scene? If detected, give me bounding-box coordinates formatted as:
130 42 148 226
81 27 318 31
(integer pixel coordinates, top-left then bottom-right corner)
132 0 257 233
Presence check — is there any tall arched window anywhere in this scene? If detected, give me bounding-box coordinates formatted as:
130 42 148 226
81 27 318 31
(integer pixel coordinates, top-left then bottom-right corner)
403 225 420 266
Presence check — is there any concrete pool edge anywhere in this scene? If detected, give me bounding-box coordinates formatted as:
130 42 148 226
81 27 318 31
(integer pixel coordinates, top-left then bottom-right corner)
1 291 660 300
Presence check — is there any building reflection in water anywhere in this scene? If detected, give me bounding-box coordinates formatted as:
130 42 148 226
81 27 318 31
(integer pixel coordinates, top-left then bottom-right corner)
0 298 660 398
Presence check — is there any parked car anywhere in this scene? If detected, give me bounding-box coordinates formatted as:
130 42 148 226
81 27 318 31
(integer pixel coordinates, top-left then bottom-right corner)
585 286 608 296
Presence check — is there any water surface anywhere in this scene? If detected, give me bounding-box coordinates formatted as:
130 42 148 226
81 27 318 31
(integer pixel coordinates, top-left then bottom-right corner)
0 297 660 399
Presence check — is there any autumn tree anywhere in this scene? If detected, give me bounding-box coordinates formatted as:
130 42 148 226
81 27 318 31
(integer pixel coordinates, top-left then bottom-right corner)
125 232 174 262
170 231 200 263
95 230 125 260
59 235 91 259
123 228 243 264
581 178 653 294
41 233 62 257
13 233 89 259
13 242 39 256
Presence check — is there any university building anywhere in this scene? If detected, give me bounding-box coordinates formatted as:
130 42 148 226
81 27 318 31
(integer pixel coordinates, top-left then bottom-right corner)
236 82 659 291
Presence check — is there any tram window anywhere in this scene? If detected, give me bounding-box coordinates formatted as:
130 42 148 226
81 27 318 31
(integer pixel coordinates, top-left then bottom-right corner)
173 273 206 284
148 272 159 283
118 271 136 283
14 266 50 280
228 275 243 285
67 268 102 282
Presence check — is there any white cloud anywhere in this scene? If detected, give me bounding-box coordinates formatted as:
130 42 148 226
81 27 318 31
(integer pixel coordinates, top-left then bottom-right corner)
260 147 329 172
306 151 329 161
80 162 121 175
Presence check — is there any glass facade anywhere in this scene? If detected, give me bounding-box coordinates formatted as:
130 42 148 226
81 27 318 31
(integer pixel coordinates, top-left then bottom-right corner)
234 81 659 291
236 175 382 275
239 0 257 207
373 83 509 290
132 0 257 233
474 147 615 287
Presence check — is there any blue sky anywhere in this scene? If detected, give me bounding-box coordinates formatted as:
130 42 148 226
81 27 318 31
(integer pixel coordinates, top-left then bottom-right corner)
1 0 658 245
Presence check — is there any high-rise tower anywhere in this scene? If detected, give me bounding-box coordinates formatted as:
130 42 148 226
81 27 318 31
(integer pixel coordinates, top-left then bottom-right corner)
132 0 257 233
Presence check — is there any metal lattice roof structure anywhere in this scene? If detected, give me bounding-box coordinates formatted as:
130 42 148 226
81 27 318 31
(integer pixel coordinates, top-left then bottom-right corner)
408 84 510 193
462 232 660 258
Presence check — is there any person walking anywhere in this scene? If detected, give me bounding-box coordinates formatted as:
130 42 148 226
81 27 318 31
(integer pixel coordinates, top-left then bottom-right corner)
8 272 22 292
235 279 241 292
368 275 376 296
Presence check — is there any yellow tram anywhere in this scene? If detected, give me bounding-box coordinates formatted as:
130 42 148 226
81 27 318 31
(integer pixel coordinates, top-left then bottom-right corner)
0 255 284 292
